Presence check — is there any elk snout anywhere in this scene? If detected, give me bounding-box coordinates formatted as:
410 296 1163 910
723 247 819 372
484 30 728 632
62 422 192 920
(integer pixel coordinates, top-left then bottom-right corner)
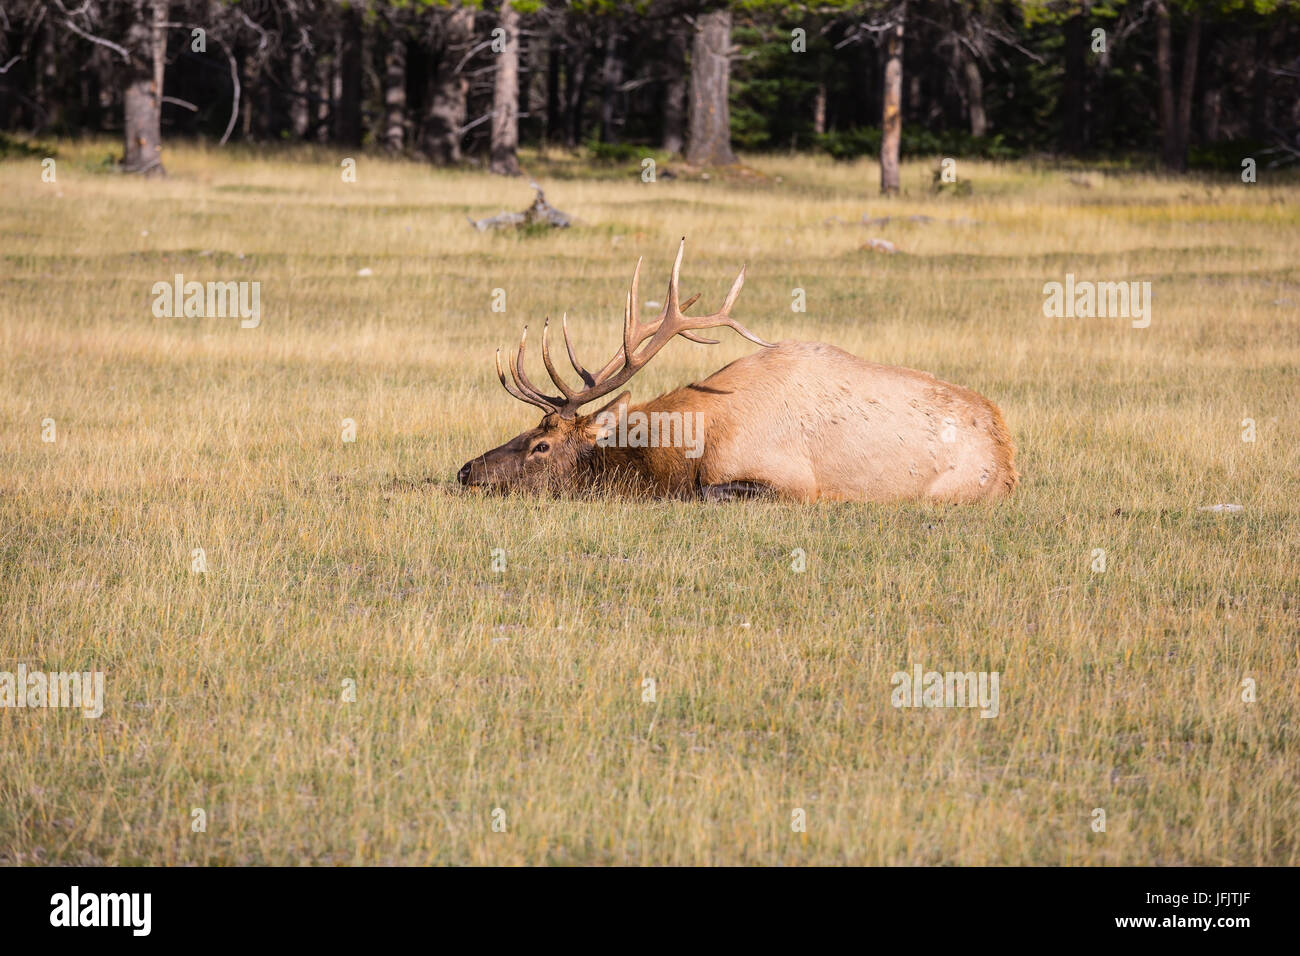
458 458 487 487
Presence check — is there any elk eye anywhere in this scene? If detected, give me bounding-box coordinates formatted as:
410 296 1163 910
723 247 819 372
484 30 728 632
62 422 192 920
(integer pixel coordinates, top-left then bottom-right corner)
531 441 550 455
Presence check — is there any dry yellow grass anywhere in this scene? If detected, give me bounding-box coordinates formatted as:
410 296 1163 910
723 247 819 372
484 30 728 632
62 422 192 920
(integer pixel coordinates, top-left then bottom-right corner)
1 140 1297 864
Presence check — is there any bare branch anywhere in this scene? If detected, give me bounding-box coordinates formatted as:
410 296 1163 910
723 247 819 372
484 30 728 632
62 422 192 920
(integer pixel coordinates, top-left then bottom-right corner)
454 37 495 75
220 48 239 145
457 111 495 136
55 11 130 61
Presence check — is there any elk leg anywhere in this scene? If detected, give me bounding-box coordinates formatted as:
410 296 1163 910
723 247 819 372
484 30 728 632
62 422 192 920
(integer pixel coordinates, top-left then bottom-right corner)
701 480 773 502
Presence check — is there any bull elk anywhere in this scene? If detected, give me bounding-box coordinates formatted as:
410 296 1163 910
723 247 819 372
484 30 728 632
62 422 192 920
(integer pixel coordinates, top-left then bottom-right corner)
457 240 1018 503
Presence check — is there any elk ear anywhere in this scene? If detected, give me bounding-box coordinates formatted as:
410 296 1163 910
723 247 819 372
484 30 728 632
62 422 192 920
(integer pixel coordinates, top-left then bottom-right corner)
585 391 631 442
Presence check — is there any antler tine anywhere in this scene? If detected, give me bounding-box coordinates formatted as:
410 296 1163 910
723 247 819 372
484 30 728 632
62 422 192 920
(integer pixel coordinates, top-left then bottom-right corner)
671 263 776 349
629 256 641 329
509 348 562 410
616 256 644 367
529 240 774 418
588 258 654 385
593 258 708 385
560 313 595 387
512 325 565 408
496 348 558 413
714 315 774 348
653 242 720 343
674 294 718 344
622 290 637 370
698 264 773 348
540 318 576 400
719 265 746 314
666 237 685 318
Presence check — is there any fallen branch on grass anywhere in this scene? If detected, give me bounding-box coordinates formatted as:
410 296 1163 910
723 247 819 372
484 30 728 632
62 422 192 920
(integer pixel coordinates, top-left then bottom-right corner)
467 183 571 232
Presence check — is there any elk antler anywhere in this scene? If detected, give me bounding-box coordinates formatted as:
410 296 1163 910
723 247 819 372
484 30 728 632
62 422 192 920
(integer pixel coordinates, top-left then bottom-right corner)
495 238 775 418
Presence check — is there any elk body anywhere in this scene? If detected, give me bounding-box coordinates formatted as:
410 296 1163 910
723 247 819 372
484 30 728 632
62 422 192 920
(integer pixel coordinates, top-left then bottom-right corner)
457 242 1018 503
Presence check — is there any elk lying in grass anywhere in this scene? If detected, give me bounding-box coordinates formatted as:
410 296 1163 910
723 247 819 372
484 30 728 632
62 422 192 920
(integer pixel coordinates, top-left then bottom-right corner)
457 241 1018 502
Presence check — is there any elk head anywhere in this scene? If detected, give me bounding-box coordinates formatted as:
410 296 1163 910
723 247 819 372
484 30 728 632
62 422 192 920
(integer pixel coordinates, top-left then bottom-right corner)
457 239 773 494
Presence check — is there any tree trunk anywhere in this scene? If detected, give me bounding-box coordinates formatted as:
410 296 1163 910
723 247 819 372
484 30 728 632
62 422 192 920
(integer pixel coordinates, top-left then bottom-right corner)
336 6 363 146
600 26 623 143
1202 85 1220 143
546 35 562 144
1155 0 1179 170
34 12 58 132
76 48 107 133
1175 9 1201 163
241 81 253 140
423 7 473 164
880 7 905 195
383 18 407 151
490 0 521 175
1156 1 1199 172
289 48 310 139
1062 3 1087 151
661 24 687 153
264 47 292 141
813 82 827 136
121 0 166 175
564 46 588 148
1249 27 1272 140
685 9 735 166
945 35 965 129
313 55 332 143
963 56 986 138
1201 40 1221 145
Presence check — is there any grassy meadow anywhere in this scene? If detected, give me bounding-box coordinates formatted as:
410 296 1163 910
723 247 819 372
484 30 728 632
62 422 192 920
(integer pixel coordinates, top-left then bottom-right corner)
1 140 1298 865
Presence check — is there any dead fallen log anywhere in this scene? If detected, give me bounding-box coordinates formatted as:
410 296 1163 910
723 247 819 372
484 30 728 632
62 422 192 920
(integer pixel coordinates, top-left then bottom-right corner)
468 183 571 232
